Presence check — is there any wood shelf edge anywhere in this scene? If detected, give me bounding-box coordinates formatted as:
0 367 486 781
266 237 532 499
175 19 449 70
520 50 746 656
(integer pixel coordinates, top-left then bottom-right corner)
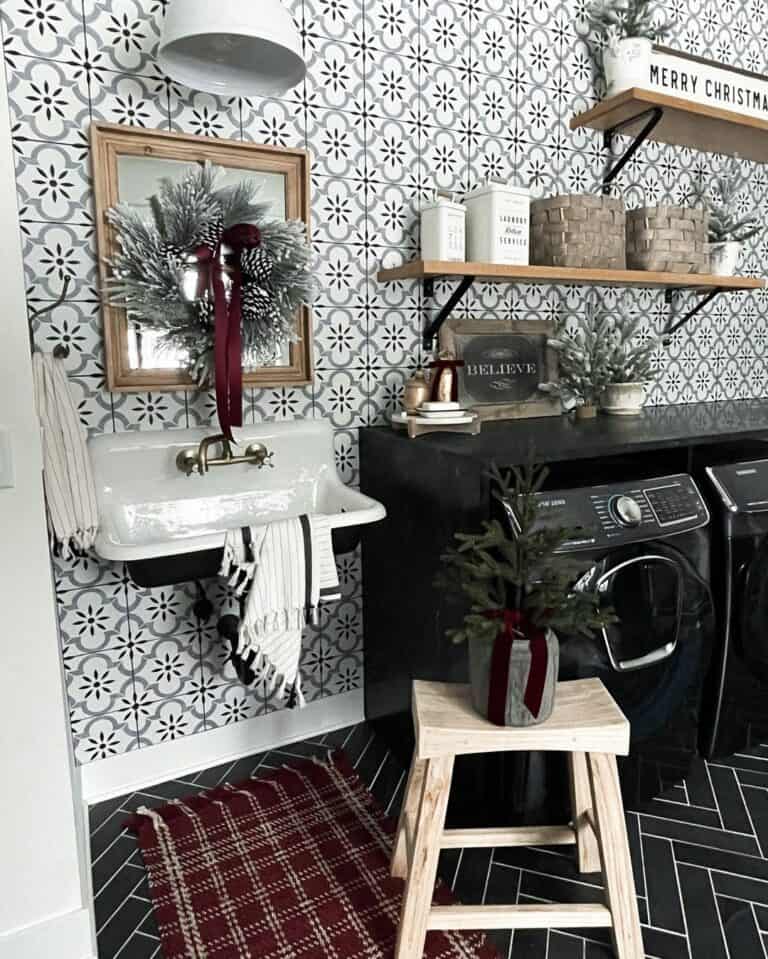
571 87 768 137
376 260 765 291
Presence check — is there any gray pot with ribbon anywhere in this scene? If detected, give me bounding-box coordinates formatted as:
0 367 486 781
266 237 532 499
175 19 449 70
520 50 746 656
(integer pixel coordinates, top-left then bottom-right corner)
469 609 559 727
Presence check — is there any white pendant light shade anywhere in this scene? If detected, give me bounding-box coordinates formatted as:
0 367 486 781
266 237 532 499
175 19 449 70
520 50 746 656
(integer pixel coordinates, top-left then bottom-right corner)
159 0 306 98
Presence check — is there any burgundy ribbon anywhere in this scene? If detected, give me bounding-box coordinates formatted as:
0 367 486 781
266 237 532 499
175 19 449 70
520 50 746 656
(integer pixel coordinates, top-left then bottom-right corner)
195 224 262 441
483 609 549 725
428 358 465 403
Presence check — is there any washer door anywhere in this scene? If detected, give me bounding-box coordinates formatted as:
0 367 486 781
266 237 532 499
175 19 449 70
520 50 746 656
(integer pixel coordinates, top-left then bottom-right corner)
596 554 683 672
563 543 714 741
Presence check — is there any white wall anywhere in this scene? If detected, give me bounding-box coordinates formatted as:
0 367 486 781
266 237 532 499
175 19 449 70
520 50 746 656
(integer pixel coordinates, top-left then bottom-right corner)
0 60 94 959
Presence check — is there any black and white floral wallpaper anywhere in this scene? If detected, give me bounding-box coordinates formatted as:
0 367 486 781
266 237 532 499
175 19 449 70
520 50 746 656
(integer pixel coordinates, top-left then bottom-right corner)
2 0 766 764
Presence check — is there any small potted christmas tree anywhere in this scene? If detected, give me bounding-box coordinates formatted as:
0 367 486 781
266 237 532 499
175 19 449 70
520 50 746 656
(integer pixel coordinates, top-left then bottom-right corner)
588 0 671 96
440 462 615 727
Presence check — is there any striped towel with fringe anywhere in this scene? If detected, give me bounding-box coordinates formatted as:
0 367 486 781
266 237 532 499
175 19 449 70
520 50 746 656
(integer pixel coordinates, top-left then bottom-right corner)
219 515 341 705
32 351 98 558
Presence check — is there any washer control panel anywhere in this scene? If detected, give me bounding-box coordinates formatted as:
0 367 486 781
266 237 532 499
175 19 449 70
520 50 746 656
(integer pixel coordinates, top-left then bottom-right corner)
518 473 709 551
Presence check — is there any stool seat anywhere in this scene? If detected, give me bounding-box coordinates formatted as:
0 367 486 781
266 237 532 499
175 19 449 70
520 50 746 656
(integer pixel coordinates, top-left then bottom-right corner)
391 677 643 959
413 677 630 759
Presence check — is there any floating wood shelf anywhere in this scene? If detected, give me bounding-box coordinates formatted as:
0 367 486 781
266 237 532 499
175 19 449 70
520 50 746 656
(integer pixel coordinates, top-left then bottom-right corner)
571 88 768 165
377 260 764 292
377 260 765 348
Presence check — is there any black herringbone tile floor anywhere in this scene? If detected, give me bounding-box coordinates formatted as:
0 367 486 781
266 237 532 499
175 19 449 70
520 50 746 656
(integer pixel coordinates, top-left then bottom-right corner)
89 725 768 958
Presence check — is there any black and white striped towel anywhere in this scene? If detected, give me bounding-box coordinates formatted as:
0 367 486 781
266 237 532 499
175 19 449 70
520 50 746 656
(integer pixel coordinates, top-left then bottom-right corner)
32 351 98 558
219 515 341 705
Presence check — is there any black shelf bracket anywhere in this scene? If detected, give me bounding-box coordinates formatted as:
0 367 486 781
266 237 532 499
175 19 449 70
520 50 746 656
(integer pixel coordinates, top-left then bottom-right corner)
602 106 664 194
422 275 475 351
662 287 727 342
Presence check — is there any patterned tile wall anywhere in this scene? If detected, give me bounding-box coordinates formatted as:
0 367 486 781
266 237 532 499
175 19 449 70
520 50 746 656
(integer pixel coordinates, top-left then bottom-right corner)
2 0 767 764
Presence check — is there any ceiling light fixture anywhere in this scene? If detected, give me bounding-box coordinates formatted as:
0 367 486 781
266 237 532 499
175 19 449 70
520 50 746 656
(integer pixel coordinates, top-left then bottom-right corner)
159 0 306 98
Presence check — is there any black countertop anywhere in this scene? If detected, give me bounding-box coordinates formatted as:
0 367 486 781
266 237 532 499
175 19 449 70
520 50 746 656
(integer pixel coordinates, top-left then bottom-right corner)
361 399 768 467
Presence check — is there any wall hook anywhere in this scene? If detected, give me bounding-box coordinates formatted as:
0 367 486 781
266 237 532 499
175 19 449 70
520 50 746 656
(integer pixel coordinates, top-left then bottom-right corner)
28 277 73 358
28 276 72 323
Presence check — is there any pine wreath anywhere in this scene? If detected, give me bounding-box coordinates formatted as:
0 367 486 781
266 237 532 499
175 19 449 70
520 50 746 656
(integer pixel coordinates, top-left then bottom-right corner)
104 162 316 386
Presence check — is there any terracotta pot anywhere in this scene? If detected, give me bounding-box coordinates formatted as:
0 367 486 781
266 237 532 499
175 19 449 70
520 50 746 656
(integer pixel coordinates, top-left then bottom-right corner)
603 37 652 96
710 240 742 277
600 382 647 416
468 619 559 727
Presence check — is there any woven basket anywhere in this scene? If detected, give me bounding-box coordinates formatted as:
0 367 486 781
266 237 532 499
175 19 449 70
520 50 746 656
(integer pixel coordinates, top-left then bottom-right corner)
626 205 709 274
530 194 626 269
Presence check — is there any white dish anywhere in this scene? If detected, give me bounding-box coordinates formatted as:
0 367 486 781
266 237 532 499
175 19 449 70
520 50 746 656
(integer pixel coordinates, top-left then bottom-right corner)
415 413 476 425
420 400 460 412
417 409 470 419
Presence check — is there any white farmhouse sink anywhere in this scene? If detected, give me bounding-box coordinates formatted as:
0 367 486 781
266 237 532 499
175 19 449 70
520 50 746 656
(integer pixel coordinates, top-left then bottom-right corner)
89 419 386 562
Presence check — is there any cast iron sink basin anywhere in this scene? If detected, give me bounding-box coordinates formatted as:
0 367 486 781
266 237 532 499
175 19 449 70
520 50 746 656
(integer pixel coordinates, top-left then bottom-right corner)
89 419 386 566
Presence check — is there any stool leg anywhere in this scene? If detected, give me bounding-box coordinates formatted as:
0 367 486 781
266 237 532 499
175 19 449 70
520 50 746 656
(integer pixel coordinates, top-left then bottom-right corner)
568 751 602 874
587 753 643 959
395 755 454 959
391 756 427 879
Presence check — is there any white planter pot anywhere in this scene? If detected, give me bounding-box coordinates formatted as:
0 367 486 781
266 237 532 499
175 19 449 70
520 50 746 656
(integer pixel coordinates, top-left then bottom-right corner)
600 382 647 416
603 37 652 96
709 240 742 277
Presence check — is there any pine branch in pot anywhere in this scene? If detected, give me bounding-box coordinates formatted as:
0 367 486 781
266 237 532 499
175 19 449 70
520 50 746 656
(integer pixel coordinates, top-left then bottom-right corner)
599 313 662 415
690 158 762 277
539 307 612 419
437 462 616 727
588 0 671 96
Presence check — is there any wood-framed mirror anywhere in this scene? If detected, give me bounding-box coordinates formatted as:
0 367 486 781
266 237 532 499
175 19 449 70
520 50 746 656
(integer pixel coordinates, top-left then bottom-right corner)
91 123 313 392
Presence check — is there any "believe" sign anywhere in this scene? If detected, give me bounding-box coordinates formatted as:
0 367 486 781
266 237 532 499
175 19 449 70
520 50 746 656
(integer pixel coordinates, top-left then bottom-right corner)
648 47 768 122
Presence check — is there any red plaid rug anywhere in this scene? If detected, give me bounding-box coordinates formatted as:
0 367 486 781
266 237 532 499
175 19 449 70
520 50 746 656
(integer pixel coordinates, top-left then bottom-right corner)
128 751 501 959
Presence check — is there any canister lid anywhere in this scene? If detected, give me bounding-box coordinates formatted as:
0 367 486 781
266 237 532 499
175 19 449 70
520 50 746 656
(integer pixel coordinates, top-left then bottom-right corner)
464 177 530 200
420 189 466 213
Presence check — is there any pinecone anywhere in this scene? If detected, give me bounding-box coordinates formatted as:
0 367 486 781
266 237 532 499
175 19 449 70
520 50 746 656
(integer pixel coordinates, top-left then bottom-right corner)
196 214 223 251
242 284 272 320
240 246 274 285
195 296 214 328
162 242 187 263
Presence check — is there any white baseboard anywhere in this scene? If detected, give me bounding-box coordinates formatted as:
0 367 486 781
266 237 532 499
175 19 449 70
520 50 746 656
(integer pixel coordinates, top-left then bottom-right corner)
0 907 94 959
80 689 365 804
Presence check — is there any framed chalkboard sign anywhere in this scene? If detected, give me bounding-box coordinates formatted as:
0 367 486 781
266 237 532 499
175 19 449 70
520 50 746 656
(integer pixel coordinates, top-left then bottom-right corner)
439 318 560 421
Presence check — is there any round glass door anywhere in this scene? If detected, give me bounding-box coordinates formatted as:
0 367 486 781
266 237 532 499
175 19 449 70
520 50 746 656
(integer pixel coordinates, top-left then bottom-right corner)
596 555 684 673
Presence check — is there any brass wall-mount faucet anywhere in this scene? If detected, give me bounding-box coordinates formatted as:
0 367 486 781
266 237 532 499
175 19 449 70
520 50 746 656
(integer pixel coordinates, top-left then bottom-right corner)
175 433 274 477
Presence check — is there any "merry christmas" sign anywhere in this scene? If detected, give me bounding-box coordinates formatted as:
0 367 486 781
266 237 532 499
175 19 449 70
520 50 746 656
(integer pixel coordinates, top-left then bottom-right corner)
648 47 768 122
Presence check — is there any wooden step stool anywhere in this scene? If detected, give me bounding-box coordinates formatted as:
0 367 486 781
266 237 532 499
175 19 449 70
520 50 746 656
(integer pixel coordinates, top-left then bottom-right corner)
391 678 642 959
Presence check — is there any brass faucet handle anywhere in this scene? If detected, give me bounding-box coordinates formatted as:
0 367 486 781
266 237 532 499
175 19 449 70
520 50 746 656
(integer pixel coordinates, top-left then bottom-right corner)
244 443 274 469
176 448 202 476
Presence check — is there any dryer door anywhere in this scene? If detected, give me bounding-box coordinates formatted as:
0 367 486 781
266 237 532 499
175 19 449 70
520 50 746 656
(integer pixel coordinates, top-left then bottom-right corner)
740 534 768 679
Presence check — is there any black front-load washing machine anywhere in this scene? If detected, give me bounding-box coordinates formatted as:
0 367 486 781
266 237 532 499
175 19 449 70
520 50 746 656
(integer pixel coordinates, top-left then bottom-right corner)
702 458 768 757
506 471 716 820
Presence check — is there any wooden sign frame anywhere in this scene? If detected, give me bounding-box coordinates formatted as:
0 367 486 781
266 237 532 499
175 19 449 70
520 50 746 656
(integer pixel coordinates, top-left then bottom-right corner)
439 318 560 421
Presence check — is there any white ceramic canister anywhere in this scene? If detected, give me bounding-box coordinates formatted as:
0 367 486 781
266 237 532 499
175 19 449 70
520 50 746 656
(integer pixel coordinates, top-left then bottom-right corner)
420 192 466 262
464 179 531 265
603 37 653 97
